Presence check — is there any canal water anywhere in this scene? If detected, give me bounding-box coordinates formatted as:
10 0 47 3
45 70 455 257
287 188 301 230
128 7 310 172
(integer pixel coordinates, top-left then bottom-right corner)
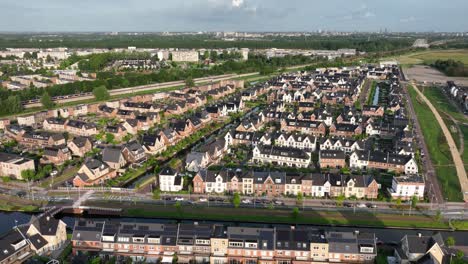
1 211 467 246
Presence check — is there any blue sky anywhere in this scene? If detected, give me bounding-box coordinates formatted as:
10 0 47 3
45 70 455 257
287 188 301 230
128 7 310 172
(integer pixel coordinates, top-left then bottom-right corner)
1 0 467 32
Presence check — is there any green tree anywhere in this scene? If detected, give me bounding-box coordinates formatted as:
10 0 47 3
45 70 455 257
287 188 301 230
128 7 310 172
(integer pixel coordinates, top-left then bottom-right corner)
46 54 53 63
296 192 303 205
174 201 182 213
210 51 218 62
185 76 195 88
446 236 455 247
92 85 110 101
152 189 161 200
292 207 300 219
335 194 345 206
232 192 241 208
21 169 36 181
105 133 115 144
411 196 418 208
395 197 402 207
90 256 101 264
40 92 55 109
202 50 210 60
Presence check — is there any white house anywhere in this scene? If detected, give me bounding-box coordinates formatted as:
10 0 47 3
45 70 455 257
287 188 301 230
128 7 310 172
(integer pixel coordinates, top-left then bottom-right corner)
275 133 317 151
159 167 183 192
389 174 425 200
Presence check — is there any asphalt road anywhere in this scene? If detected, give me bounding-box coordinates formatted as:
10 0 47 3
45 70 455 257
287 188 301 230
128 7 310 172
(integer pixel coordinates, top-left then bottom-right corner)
401 81 444 205
42 190 468 219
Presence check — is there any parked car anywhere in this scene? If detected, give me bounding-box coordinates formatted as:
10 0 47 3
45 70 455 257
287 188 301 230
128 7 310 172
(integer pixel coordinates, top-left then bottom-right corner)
367 203 378 208
199 198 207 202
174 197 184 201
357 203 367 208
241 199 251 204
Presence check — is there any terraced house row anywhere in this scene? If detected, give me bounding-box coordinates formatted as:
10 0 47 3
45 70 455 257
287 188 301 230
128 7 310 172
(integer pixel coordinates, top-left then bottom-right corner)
191 169 379 198
71 220 378 264
0 79 245 184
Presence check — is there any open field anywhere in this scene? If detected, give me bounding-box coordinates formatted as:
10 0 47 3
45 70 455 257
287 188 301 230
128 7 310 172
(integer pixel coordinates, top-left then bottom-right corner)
419 87 468 172
404 65 468 86
386 49 468 65
407 85 463 201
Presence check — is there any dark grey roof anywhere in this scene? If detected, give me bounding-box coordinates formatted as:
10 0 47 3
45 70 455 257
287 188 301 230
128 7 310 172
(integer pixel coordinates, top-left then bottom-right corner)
102 146 123 163
257 145 310 159
30 214 61 236
72 136 90 148
29 233 48 250
160 167 176 176
320 150 345 160
227 227 275 250
0 228 30 262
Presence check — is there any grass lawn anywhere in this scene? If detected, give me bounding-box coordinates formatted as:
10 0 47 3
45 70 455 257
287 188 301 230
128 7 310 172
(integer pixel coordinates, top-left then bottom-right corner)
420 87 468 171
106 202 454 230
40 166 80 188
384 49 468 66
408 85 463 201
0 194 42 212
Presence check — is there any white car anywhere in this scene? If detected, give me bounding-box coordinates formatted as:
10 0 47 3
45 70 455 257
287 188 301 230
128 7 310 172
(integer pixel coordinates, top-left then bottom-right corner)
199 198 208 202
357 203 367 208
241 199 251 204
174 197 185 201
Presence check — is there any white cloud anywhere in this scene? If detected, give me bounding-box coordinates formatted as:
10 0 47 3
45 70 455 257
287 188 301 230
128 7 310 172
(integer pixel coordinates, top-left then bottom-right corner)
232 0 244 8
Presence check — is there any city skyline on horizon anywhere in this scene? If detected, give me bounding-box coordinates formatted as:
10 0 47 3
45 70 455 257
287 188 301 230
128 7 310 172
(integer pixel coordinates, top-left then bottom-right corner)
1 0 467 33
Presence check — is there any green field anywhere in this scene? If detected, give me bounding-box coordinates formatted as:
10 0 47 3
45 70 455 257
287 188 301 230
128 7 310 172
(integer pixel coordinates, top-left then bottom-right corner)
386 49 468 65
407 85 463 201
99 202 454 230
420 87 468 173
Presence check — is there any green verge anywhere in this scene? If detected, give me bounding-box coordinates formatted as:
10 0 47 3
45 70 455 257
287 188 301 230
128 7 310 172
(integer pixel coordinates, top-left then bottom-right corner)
123 205 450 229
90 202 458 230
407 85 463 201
420 87 468 166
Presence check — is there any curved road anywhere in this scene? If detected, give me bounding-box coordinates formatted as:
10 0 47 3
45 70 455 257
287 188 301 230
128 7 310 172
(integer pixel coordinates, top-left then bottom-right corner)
410 82 468 202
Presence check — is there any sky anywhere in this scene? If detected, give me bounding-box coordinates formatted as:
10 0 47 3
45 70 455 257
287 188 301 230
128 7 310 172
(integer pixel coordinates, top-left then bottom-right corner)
1 0 467 32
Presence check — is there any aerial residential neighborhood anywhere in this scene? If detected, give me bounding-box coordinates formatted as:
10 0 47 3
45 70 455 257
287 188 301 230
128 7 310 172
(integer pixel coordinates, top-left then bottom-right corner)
0 1 467 264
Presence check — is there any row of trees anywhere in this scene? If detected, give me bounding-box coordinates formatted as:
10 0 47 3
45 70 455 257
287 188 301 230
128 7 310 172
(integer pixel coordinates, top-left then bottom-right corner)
200 50 243 62
431 59 468 77
0 34 415 52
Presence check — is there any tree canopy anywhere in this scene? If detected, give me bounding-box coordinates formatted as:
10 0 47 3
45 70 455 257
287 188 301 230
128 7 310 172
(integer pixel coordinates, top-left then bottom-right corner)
92 85 110 101
40 92 55 109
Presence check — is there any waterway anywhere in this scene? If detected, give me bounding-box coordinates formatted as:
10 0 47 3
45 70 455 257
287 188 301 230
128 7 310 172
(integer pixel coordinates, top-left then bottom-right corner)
372 85 380 106
2 211 467 246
